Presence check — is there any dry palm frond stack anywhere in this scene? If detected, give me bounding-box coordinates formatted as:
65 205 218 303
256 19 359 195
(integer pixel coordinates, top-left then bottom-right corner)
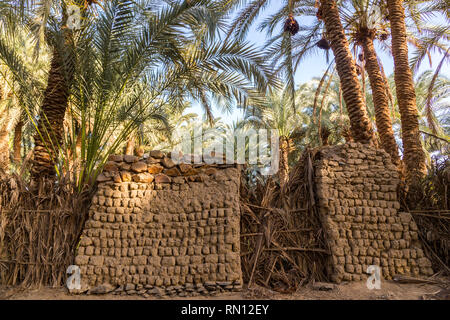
401 159 450 275
239 149 330 292
0 174 92 287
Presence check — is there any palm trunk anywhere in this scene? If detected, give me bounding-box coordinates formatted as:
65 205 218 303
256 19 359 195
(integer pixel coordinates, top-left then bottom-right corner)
361 36 401 166
71 131 83 181
75 130 82 159
125 137 135 155
0 123 9 176
320 127 330 146
320 0 374 144
31 49 71 180
13 120 23 164
279 137 289 187
387 0 427 182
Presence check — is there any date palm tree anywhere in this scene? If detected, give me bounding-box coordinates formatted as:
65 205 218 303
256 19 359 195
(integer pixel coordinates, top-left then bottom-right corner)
0 14 48 176
241 89 304 187
0 0 275 188
62 0 274 188
0 0 89 180
229 0 406 147
339 0 401 165
225 0 315 119
318 0 374 144
387 0 427 182
257 0 447 166
0 100 17 175
394 70 450 160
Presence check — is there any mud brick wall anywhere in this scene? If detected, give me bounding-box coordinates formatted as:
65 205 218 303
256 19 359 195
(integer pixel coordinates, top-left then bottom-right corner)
314 142 433 283
74 151 242 296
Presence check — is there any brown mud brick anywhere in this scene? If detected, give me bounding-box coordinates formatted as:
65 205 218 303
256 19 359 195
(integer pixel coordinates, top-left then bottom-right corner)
108 154 124 162
124 155 139 163
164 167 181 177
161 157 176 168
96 173 111 182
148 164 164 174
151 173 170 184
131 161 148 173
178 163 192 173
150 150 164 159
104 161 119 172
132 173 154 183
183 168 200 176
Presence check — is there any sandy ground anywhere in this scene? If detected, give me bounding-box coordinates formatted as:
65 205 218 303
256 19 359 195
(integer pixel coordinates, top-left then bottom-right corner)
1 279 448 300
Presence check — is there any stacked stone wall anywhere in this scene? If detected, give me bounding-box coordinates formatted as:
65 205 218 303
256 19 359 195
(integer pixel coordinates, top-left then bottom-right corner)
314 143 433 283
74 151 242 296
74 143 434 295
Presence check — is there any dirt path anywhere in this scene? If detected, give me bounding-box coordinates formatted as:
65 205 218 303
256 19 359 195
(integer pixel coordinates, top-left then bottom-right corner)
1 280 448 300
